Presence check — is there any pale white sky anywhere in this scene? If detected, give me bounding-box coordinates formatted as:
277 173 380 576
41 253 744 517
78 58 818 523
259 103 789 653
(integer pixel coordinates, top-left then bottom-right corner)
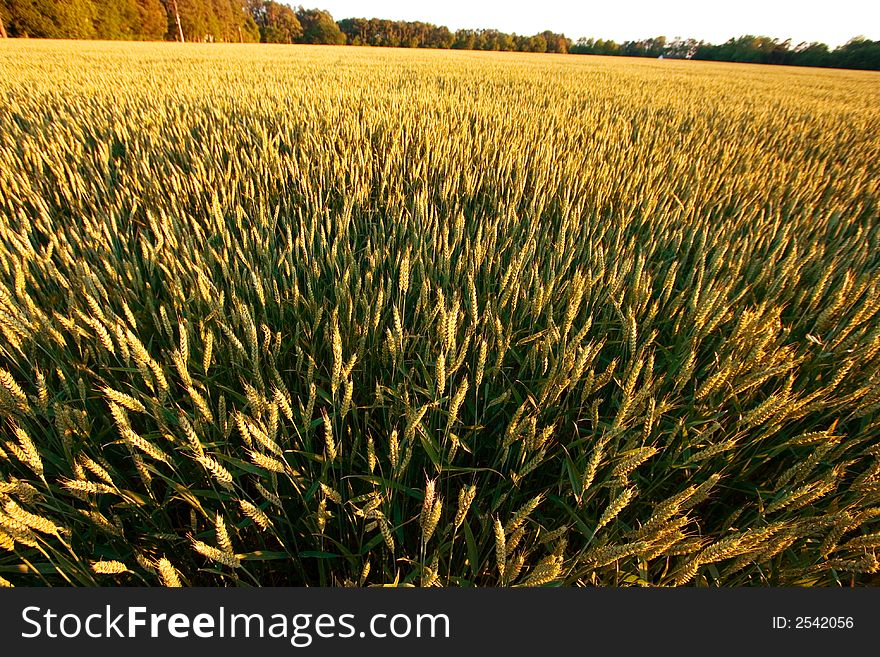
308 1 879 48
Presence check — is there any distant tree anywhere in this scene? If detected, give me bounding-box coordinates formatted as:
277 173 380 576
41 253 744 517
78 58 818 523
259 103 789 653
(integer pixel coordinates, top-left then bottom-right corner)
163 0 208 41
664 37 699 59
238 2 260 42
1 0 97 38
249 0 301 43
212 0 258 42
337 16 366 45
337 18 454 48
599 39 620 55
541 30 569 53
452 29 475 50
569 37 593 54
834 36 880 70
135 0 169 39
473 29 492 50
430 25 452 48
493 30 510 50
570 38 625 56
791 41 830 67
157 0 255 42
295 6 344 44
646 35 666 57
0 0 235 42
526 34 547 52
94 0 140 39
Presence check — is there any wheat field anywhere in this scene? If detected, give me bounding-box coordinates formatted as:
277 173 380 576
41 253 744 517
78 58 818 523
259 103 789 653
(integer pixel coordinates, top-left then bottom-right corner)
0 41 879 586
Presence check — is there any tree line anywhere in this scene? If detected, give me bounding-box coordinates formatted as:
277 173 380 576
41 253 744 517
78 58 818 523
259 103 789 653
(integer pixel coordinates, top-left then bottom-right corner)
571 35 880 71
0 1 346 43
337 18 570 53
1 1 877 70
0 1 568 51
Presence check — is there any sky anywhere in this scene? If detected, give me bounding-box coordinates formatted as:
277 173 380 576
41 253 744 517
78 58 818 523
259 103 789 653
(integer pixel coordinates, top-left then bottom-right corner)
309 1 879 48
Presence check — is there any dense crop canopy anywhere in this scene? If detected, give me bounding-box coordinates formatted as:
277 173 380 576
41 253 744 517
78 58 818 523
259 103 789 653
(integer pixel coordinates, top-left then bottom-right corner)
0 42 879 586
